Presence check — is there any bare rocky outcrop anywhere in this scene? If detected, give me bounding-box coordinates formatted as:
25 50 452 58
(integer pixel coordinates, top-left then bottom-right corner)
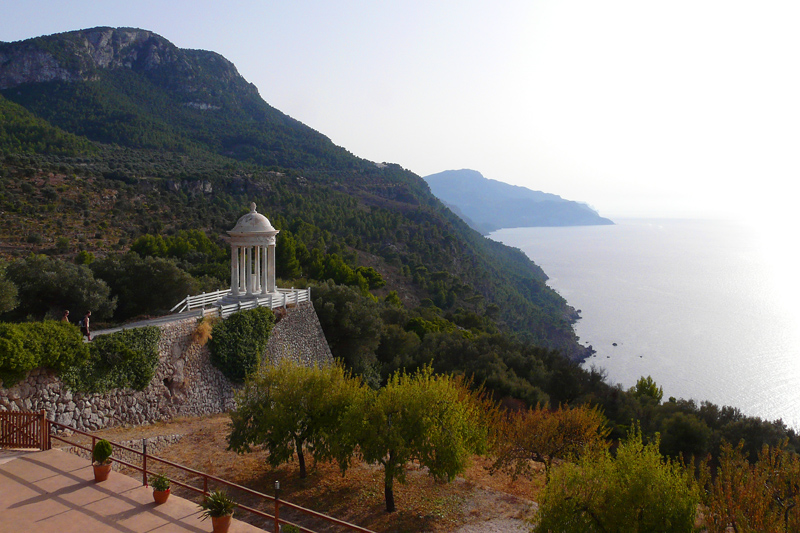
0 27 245 91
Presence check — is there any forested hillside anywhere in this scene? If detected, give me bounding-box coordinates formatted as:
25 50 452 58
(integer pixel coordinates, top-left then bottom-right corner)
2 27 797 464
0 27 584 357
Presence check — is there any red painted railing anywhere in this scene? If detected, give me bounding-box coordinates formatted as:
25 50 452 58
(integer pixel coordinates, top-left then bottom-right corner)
0 411 374 533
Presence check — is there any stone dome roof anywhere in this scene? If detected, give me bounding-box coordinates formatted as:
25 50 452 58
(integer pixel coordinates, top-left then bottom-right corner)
229 203 277 234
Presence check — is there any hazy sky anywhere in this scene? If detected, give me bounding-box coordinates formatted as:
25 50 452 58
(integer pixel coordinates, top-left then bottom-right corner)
2 1 799 219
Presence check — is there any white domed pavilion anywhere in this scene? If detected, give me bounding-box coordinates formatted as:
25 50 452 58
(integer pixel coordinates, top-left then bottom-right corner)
226 202 279 299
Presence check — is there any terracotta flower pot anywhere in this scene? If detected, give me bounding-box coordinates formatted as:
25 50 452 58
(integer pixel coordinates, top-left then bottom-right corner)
211 513 233 533
153 488 170 504
93 462 112 482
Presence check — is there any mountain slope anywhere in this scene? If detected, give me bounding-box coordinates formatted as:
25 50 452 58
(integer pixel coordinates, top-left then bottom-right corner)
0 27 587 359
424 169 613 233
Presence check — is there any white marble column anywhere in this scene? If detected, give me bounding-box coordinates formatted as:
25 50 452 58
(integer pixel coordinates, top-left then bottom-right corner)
261 245 268 294
245 247 252 295
255 246 262 293
267 243 276 293
239 247 246 293
231 244 240 296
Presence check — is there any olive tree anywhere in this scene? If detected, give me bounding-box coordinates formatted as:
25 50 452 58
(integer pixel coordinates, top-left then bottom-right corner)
227 360 366 478
4 255 115 320
491 403 610 484
349 366 494 512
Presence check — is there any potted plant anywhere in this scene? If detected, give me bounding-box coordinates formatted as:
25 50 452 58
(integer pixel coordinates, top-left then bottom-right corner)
150 473 171 504
92 439 113 482
198 490 237 533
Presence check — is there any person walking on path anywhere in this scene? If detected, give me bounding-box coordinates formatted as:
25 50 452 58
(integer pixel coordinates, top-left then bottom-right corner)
61 309 70 322
79 310 92 341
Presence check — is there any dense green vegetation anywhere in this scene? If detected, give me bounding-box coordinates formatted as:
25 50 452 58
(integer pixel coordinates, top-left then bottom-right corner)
0 94 95 156
229 360 800 528
0 321 89 386
533 428 700 532
208 307 275 383
318 282 800 460
62 326 160 393
0 321 159 392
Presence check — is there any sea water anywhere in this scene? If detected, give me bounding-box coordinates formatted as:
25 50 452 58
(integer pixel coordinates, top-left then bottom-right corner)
492 219 800 429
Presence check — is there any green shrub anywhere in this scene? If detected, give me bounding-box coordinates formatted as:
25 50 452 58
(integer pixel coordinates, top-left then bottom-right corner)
61 326 160 393
0 321 89 387
149 473 170 491
208 307 275 383
92 439 113 464
532 427 699 533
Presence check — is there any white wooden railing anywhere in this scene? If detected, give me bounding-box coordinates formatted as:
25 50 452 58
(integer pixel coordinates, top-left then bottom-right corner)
170 288 312 319
170 288 231 313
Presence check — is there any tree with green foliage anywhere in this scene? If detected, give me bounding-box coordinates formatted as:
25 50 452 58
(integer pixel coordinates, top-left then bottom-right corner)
631 375 664 403
659 411 712 460
384 291 402 308
491 404 610 484
4 255 116 321
348 366 493 512
312 281 383 382
90 252 200 320
208 307 275 383
227 360 366 478
356 266 385 290
0 261 18 314
533 427 699 533
275 230 302 279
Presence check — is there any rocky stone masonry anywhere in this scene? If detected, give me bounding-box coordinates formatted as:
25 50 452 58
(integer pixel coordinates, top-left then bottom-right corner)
0 302 333 432
266 302 333 366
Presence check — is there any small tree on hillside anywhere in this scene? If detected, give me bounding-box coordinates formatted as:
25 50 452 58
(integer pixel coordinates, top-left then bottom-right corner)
348 366 494 512
631 375 664 403
227 360 366 478
702 440 800 532
533 427 699 533
490 403 610 484
0 261 18 314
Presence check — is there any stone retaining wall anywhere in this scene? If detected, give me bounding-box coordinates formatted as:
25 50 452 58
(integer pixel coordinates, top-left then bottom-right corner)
0 302 332 432
266 301 333 365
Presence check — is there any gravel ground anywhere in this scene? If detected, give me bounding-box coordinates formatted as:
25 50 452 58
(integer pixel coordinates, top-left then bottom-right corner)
454 518 530 532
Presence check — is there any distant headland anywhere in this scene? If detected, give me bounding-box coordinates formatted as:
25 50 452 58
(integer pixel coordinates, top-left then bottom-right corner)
423 169 613 234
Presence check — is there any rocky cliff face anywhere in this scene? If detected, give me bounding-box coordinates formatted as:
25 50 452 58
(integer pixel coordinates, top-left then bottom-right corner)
0 27 246 93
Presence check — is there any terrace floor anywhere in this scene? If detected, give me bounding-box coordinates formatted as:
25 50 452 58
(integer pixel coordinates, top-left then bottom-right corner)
0 448 264 533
